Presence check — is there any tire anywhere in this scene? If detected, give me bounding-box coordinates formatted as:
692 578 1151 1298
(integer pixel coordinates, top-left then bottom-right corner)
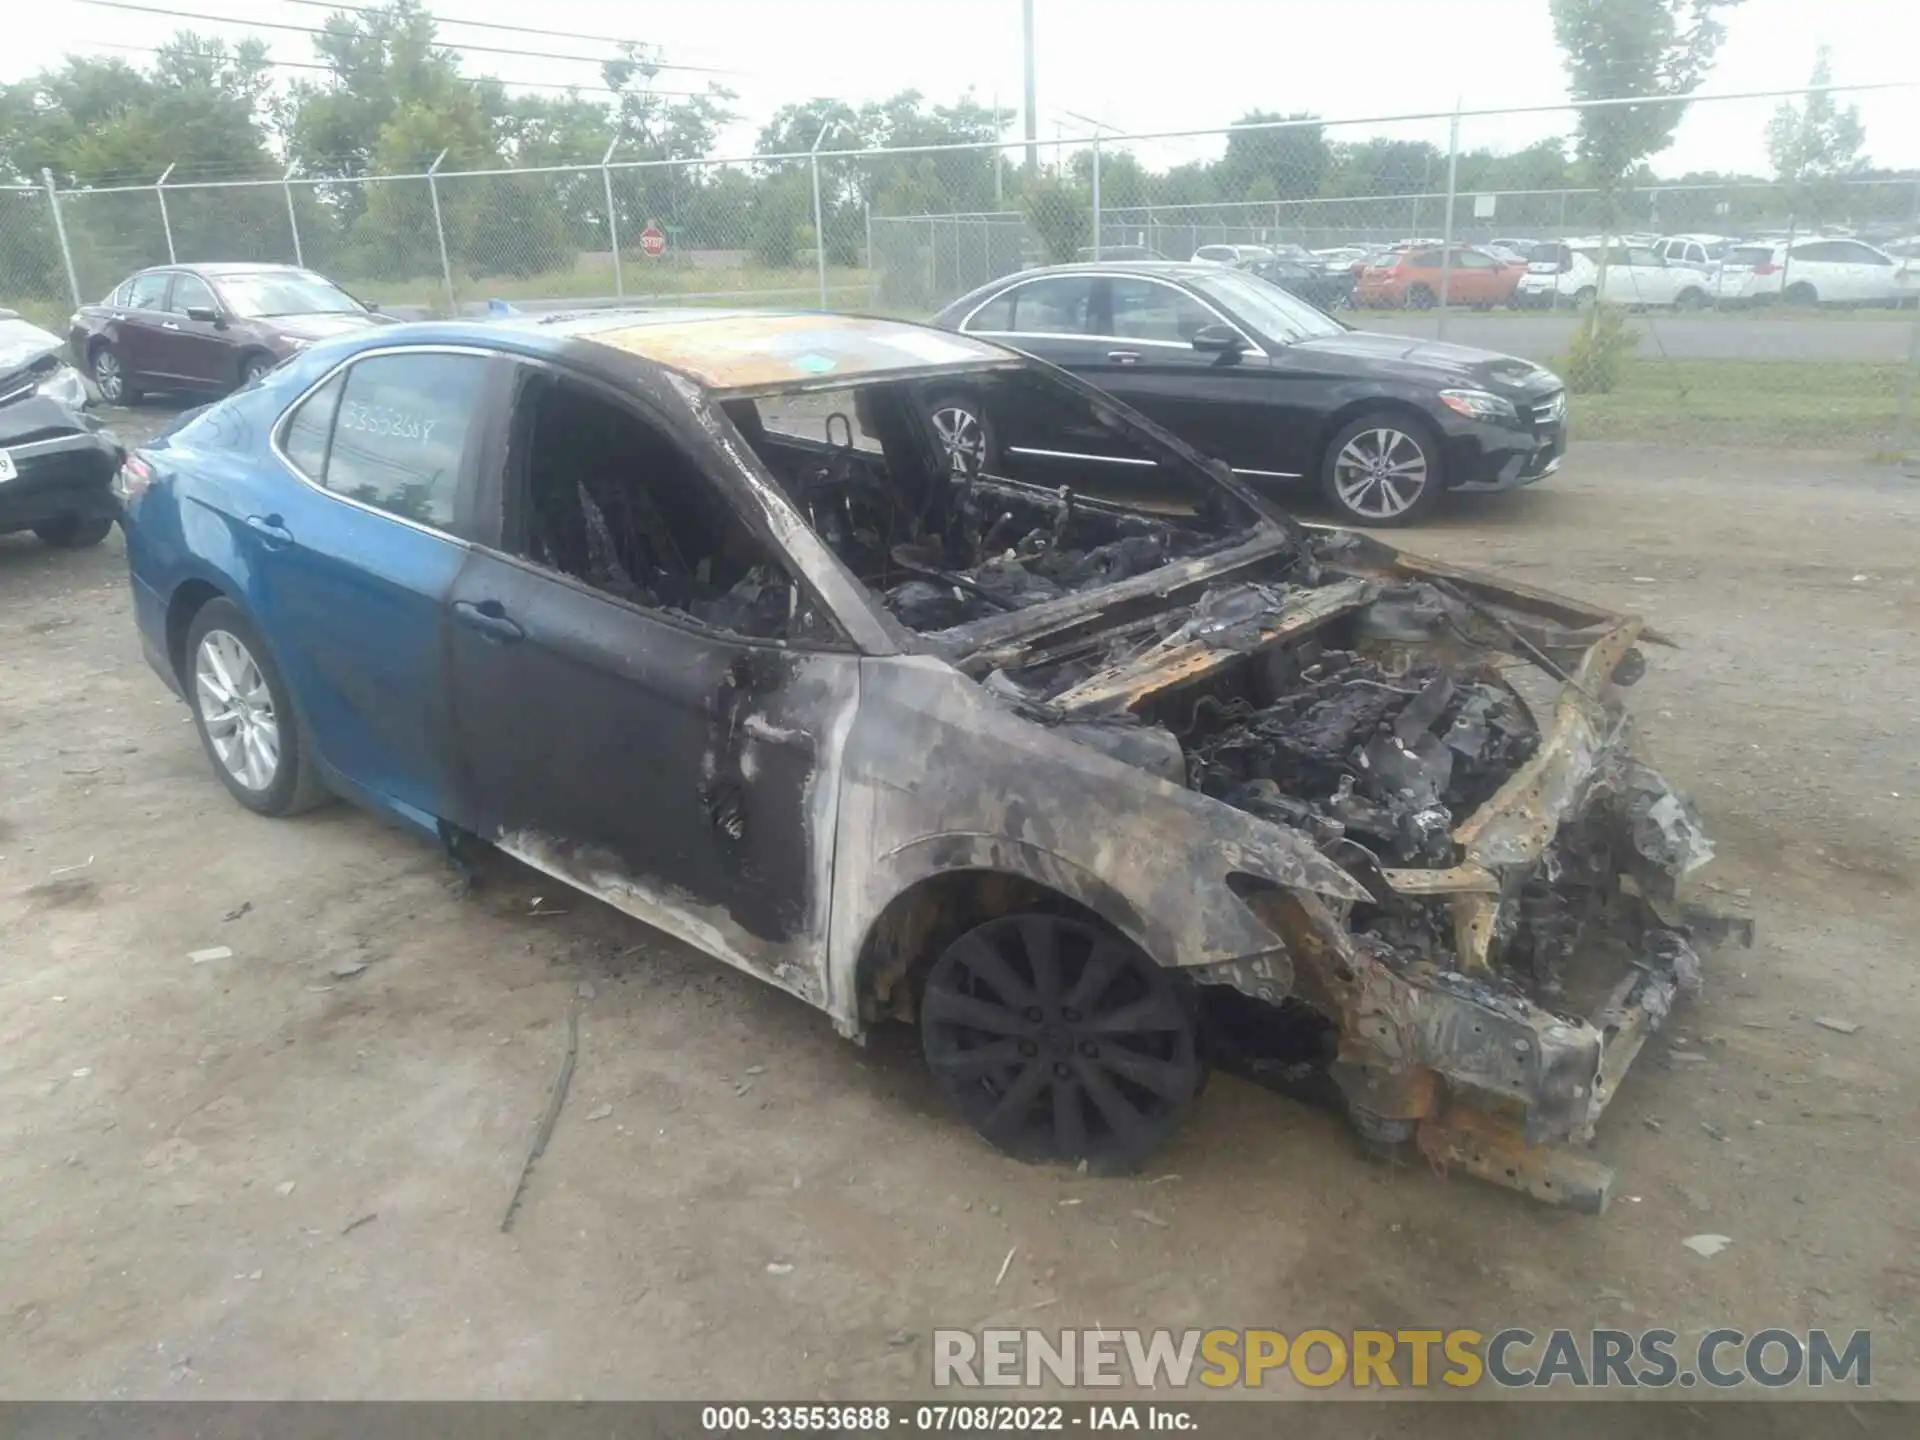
33 515 114 549
239 351 277 388
1783 281 1818 307
90 343 140 405
923 389 996 478
920 913 1204 1170
1572 286 1597 311
184 597 329 817
1675 287 1708 311
1320 411 1445 527
1405 284 1435 310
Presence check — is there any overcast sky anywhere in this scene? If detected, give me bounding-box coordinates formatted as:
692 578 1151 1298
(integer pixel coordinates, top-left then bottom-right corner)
11 0 1919 175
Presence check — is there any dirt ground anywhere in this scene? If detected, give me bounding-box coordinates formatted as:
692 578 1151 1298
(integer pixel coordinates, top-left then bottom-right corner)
3 422 1918 1400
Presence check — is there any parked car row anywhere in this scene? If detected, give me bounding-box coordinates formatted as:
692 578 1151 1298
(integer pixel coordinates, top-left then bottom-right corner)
1514 233 1917 310
1170 229 1917 314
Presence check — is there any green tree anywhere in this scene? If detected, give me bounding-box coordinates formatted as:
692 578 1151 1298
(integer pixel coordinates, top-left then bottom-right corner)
282 0 495 182
1551 0 1742 339
1550 0 1743 230
1766 46 1867 228
1020 173 1089 263
1215 111 1329 202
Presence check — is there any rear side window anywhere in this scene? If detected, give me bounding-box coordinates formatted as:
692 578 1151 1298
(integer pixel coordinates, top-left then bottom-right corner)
279 351 487 530
281 371 343 479
126 273 169 309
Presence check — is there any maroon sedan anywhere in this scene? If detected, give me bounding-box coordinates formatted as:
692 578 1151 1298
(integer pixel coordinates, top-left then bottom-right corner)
68 263 395 404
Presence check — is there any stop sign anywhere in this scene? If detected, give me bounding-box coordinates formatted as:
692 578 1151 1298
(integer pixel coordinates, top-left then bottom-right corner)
639 223 667 258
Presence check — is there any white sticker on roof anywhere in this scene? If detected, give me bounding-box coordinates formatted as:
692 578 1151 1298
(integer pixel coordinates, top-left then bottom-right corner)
883 331 987 363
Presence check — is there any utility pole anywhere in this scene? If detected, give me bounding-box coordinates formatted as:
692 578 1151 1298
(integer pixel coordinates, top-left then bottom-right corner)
1022 0 1038 174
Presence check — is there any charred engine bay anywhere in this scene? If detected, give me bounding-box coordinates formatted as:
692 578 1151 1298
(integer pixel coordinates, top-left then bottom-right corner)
906 510 1708 1012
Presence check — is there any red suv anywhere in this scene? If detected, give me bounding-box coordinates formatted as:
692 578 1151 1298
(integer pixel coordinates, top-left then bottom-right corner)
1354 246 1524 309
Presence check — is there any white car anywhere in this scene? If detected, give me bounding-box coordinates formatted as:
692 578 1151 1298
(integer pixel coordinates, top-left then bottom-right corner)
1652 234 1735 271
1513 241 1714 310
1714 237 1916 308
1192 244 1275 265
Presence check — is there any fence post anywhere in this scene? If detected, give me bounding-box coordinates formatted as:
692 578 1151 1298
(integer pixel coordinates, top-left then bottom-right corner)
282 164 304 268
1895 305 1920 464
1436 105 1461 339
810 120 838 310
1091 131 1102 259
155 164 177 263
41 168 81 309
427 149 455 316
601 137 624 299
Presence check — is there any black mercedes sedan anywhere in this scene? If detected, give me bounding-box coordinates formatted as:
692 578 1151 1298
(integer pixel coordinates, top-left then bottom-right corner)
930 262 1567 524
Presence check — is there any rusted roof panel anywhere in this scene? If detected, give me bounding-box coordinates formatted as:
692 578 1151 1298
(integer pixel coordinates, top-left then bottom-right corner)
587 312 1015 392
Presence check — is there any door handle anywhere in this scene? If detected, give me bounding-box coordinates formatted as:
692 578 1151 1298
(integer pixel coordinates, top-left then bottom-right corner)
244 513 292 548
1106 350 1141 364
161 322 180 331
454 599 525 643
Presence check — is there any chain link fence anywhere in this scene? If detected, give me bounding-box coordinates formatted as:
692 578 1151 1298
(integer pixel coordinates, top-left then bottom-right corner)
3 87 1916 454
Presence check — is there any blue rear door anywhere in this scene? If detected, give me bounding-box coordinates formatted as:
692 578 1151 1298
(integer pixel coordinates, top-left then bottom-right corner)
240 346 506 830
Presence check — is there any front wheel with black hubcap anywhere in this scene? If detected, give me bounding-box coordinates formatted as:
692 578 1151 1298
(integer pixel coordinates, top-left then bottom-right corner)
240 352 277 387
185 597 329 817
920 914 1204 1169
1320 412 1444 526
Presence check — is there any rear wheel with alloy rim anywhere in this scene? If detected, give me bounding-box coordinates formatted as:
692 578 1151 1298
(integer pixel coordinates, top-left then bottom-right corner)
91 345 140 404
1405 284 1435 309
922 390 994 478
185 598 329 816
920 914 1204 1169
1320 412 1444 526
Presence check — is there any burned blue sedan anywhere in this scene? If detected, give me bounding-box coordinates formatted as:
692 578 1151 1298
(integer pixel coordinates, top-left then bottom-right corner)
116 309 1735 1208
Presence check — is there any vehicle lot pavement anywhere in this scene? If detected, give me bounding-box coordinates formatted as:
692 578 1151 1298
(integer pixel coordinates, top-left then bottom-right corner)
5 416 1919 1398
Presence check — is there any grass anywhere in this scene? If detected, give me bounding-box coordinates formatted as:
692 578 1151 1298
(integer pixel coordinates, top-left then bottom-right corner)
357 255 877 314
1567 359 1908 446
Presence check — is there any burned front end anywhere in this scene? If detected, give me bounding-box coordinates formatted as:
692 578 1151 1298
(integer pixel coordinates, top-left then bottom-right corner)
710 352 1736 1208
944 526 1741 1210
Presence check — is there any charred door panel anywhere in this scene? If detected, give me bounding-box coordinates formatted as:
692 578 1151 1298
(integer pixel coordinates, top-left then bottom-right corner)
446 549 856 1000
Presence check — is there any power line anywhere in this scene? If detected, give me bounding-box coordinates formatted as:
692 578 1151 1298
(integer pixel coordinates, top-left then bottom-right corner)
74 0 731 75
275 0 741 72
73 39 708 98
